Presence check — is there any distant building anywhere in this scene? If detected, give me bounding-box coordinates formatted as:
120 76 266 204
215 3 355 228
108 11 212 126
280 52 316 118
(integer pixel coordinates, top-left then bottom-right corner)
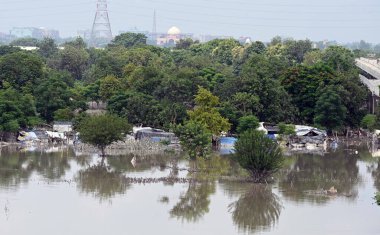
239 36 252 45
198 34 233 43
10 27 60 40
53 121 73 133
155 26 193 47
77 30 92 41
0 32 13 43
119 27 150 37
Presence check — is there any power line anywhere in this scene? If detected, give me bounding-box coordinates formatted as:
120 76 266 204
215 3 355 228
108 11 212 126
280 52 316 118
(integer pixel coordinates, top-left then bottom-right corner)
108 1 379 15
0 1 96 11
108 10 376 29
107 3 379 23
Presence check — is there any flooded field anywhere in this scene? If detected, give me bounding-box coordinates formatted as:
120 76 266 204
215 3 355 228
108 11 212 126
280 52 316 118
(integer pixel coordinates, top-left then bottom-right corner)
0 145 379 235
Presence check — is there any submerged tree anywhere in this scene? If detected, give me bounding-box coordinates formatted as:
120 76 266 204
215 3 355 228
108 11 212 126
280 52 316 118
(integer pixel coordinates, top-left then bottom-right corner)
188 87 231 145
235 130 284 182
174 120 212 159
77 114 131 156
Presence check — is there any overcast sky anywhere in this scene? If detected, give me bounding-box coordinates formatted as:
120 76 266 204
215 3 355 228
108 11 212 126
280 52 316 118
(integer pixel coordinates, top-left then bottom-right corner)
0 0 379 43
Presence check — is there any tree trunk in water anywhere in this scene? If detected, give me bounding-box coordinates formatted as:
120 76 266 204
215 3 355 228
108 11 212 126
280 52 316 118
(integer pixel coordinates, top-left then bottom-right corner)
100 147 106 157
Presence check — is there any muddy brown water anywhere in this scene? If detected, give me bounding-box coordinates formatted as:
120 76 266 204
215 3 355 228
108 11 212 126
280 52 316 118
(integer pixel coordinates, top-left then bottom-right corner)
0 145 379 235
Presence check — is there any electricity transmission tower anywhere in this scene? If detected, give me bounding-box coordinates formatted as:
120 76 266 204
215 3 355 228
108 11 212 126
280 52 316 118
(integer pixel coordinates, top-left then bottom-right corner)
91 0 112 46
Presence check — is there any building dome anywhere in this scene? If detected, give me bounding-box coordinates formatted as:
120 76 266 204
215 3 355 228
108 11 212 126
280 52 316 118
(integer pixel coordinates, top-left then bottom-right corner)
168 26 181 35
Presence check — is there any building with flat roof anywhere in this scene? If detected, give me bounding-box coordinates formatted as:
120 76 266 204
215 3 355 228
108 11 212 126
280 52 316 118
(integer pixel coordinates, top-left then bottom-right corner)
10 27 60 40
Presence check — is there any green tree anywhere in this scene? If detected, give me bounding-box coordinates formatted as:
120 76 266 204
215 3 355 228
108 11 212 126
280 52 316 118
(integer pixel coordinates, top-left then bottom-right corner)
188 87 231 137
37 37 58 58
278 123 296 136
278 123 296 143
54 108 74 121
0 46 21 56
237 115 260 134
174 121 212 159
314 87 347 133
281 64 335 123
109 33 147 48
58 45 89 80
10 37 39 47
175 38 199 50
0 51 43 92
235 130 284 182
303 50 323 66
231 92 261 116
99 75 122 101
283 39 313 63
78 114 131 156
63 37 87 49
108 92 163 127
361 114 377 132
35 72 72 122
0 89 39 132
322 46 355 73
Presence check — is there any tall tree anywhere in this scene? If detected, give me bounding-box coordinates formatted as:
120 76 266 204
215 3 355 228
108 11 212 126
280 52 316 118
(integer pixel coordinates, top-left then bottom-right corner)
0 88 39 132
35 72 72 122
188 87 231 138
38 37 58 58
57 45 89 80
109 33 147 48
314 86 347 133
0 51 43 92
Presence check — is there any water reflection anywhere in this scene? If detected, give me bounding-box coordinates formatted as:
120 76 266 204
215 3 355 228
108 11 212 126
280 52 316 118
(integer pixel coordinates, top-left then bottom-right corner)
170 181 216 222
370 159 380 191
28 152 71 179
0 151 33 188
169 155 232 222
279 148 361 204
0 148 72 188
107 154 172 173
75 161 130 201
228 184 282 234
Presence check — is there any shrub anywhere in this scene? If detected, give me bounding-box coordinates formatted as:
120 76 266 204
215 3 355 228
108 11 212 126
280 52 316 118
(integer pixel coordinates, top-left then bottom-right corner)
174 121 212 159
361 114 377 132
234 130 284 182
278 122 296 135
375 192 380 206
237 115 259 134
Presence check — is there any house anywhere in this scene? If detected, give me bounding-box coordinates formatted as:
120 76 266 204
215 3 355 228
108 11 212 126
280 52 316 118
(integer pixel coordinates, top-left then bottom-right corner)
53 121 73 133
134 127 177 143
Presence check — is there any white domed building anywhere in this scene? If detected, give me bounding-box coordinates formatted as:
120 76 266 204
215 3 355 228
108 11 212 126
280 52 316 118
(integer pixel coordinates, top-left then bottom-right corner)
156 26 192 46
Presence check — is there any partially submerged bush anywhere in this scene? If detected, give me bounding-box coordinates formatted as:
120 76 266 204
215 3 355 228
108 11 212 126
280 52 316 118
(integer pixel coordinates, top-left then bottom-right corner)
235 130 284 182
375 192 380 206
174 121 212 159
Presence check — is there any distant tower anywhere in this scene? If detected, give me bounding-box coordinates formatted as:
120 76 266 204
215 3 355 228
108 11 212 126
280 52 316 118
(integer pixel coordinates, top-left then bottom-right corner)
91 0 112 46
152 10 157 35
150 10 157 44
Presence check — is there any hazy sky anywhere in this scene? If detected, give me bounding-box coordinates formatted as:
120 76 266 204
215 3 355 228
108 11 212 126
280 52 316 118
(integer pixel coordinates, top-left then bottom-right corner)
1 0 379 43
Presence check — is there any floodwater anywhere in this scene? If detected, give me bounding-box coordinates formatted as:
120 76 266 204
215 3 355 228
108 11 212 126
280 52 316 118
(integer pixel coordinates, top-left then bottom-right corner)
0 144 379 235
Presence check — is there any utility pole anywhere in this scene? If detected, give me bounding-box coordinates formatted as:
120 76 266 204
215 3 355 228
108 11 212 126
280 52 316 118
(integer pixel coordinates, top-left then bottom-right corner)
91 0 112 47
